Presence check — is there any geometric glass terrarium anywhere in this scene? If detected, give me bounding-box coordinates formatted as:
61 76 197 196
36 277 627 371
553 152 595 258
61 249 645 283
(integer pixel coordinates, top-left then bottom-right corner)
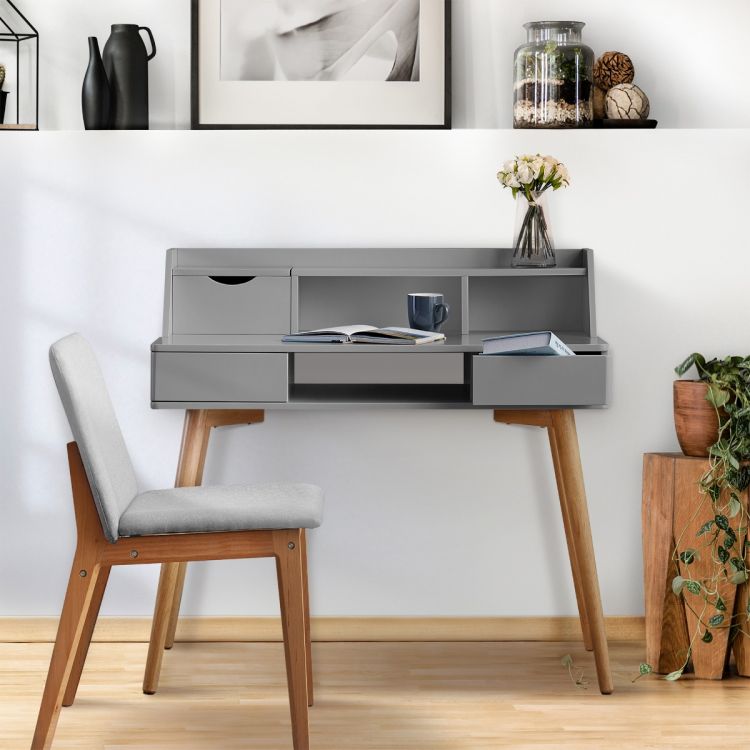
0 0 39 130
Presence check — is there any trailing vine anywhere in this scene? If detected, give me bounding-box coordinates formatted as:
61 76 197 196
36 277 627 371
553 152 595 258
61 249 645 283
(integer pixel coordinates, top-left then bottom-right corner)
659 353 750 679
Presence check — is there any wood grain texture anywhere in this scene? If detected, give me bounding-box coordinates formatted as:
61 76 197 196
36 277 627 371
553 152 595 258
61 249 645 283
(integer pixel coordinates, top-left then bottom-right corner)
549 425 592 651
0 616 645 644
548 410 613 694
641 453 689 673
733 578 750 677
9 641 750 750
673 458 746 679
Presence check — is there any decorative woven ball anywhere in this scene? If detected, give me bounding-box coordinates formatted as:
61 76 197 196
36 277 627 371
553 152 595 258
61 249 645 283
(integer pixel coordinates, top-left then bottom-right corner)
605 83 650 119
593 86 607 119
0 64 5 89
594 51 635 90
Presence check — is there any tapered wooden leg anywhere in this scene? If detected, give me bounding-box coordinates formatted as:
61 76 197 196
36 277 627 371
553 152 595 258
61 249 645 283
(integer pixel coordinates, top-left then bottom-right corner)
32 557 105 750
62 565 111 707
548 428 593 651
143 563 183 694
273 530 310 750
143 410 211 692
549 410 613 695
300 529 314 706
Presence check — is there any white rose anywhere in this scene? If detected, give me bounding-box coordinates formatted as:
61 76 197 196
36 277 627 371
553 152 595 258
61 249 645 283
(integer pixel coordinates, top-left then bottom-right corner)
516 162 534 185
531 157 545 180
503 159 517 174
504 173 521 188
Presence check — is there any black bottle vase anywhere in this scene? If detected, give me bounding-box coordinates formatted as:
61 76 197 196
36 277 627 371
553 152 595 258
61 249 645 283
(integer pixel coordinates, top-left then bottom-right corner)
82 37 111 130
102 24 156 130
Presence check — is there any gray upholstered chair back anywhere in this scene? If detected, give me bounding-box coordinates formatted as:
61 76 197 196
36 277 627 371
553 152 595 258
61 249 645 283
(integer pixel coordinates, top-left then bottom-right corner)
49 334 138 542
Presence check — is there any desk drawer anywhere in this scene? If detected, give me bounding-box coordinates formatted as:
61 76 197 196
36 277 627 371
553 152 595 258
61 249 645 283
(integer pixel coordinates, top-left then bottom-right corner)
172 275 291 335
472 354 609 407
294 353 465 385
153 353 288 403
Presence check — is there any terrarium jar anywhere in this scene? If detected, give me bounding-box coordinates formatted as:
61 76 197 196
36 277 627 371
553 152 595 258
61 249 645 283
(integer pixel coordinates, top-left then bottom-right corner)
513 21 594 128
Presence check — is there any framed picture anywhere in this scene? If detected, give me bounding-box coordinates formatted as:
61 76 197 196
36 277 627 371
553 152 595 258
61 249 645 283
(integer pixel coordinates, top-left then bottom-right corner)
191 0 451 129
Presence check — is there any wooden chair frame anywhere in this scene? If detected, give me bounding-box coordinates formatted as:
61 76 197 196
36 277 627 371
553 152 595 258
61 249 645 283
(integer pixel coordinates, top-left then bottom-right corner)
31 441 312 750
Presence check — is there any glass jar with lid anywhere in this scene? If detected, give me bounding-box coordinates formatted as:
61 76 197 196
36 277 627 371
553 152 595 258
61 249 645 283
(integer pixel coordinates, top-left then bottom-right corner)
513 21 594 128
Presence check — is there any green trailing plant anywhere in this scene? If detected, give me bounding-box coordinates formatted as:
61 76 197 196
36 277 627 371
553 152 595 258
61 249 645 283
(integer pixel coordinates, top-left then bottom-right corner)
651 353 750 680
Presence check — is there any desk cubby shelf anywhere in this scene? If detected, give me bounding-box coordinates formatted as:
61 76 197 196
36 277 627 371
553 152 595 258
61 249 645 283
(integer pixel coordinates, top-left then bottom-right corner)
152 247 609 409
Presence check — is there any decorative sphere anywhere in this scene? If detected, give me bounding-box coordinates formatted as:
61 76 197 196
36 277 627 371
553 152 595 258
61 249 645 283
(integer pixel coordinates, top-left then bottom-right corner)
605 83 650 119
593 52 635 90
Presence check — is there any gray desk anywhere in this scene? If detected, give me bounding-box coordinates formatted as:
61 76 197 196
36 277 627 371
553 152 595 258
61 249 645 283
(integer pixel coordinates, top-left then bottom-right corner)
145 247 614 695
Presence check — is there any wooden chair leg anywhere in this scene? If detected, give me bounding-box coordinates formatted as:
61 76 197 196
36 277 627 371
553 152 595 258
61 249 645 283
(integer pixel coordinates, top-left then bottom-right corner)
144 409 211 690
274 530 310 750
143 563 182 695
548 427 593 651
62 565 111 707
32 557 106 750
300 529 314 706
549 410 613 695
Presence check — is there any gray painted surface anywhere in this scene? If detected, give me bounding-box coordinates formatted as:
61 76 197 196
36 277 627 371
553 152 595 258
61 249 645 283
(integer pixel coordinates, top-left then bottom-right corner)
152 352 289 403
294 353 465 385
472 354 609 407
153 248 609 409
172 275 291 335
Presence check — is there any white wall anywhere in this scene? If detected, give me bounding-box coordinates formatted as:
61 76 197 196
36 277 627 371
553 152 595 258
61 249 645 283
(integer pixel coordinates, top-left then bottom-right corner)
11 0 750 129
2 1 750 620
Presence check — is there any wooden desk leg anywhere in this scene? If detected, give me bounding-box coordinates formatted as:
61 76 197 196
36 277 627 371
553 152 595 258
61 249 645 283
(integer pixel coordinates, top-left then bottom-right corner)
143 409 212 695
300 529 314 706
548 410 613 694
548 427 593 652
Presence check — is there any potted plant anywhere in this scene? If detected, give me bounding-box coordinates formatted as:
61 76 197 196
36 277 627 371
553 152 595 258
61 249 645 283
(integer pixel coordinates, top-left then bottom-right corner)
0 64 7 125
666 353 750 678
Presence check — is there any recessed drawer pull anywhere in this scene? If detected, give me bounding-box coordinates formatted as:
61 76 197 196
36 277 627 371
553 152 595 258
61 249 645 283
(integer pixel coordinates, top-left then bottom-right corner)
208 276 256 285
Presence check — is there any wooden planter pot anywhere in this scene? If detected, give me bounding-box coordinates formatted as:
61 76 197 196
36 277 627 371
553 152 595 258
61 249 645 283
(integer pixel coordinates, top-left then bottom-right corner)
643 453 750 679
673 380 721 457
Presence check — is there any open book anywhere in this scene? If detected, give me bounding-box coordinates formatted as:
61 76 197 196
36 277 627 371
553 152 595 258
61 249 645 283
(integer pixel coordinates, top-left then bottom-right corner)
283 325 446 345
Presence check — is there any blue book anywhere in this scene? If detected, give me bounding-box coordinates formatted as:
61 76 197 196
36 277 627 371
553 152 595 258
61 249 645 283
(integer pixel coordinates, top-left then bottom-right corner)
481 331 575 356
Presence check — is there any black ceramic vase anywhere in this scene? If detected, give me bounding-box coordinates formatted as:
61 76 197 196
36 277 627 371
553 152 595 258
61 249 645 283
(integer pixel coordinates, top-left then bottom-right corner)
82 37 111 130
102 24 156 130
0 90 7 125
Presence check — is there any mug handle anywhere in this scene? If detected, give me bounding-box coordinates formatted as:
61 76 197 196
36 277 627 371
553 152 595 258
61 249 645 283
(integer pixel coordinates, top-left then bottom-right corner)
139 26 157 61
435 303 449 326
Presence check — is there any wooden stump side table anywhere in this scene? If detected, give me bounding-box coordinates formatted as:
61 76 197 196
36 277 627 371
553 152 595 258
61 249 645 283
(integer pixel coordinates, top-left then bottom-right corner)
642 453 750 679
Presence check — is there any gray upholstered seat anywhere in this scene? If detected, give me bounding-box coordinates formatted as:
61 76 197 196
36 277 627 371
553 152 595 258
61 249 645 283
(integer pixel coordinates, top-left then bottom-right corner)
49 333 324 542
120 483 324 537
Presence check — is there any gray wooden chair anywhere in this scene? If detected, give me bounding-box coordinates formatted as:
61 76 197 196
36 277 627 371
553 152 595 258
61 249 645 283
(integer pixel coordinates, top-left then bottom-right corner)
32 333 323 750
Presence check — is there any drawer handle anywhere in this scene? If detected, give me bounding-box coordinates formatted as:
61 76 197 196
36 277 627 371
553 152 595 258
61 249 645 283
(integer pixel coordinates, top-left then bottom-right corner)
208 276 256 286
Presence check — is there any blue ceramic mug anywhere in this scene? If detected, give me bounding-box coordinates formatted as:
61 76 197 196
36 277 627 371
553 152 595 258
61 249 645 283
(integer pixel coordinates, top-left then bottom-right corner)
408 293 450 332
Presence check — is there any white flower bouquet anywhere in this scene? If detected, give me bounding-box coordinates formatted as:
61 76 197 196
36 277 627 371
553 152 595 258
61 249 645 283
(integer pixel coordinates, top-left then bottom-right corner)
496 154 570 267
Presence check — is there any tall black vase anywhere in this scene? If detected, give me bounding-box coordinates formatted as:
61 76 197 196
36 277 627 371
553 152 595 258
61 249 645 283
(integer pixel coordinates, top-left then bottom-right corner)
0 90 7 125
102 24 156 130
82 37 111 130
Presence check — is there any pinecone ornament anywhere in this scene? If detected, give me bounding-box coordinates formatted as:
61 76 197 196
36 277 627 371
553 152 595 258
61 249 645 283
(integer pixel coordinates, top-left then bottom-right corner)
594 52 635 90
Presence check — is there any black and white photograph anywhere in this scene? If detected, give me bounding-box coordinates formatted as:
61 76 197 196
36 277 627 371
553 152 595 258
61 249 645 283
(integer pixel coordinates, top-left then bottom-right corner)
220 0 421 82
192 0 450 128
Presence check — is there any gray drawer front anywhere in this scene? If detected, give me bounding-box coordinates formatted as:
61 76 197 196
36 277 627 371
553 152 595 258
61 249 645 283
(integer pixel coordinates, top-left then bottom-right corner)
153 353 288 403
472 354 609 407
172 276 291 334
294 353 465 385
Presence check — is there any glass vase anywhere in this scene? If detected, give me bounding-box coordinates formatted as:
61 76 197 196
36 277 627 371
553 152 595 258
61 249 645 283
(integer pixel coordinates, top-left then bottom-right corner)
513 21 594 129
512 191 556 268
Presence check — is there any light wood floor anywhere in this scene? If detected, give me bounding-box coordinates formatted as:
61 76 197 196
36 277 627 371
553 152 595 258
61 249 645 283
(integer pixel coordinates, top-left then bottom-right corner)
2 641 749 749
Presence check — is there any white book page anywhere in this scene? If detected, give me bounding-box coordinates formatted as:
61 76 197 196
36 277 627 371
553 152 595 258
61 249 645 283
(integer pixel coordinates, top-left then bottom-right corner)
297 325 377 336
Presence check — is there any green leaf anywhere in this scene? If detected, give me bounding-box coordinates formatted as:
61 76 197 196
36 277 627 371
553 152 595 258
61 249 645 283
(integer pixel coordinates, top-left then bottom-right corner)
671 576 685 596
715 514 730 532
697 520 715 536
675 353 704 377
731 570 749 585
685 580 702 595
680 549 697 565
702 630 714 643
709 614 725 627
729 496 742 518
707 384 730 408
718 546 730 563
664 669 684 681
716 596 727 611
638 663 653 675
561 654 573 667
